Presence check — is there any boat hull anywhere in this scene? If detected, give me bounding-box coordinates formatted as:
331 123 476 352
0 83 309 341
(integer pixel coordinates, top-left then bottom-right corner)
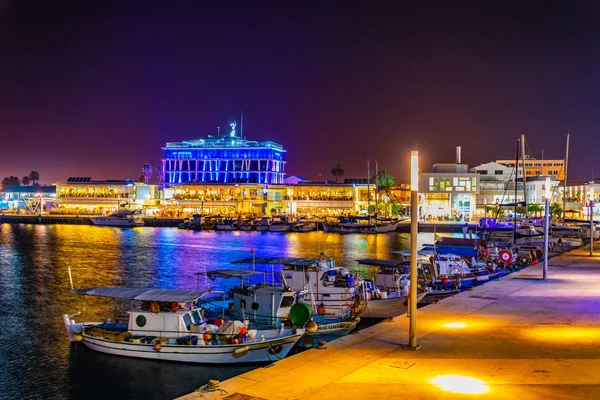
79 331 302 364
90 218 144 227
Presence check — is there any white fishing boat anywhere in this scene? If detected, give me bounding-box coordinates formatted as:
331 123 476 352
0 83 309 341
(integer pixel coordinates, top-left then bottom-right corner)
63 287 304 364
90 210 144 227
204 265 360 340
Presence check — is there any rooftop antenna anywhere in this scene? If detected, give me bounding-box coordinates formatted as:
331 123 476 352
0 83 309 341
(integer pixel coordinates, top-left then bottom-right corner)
217 126 220 136
241 110 244 139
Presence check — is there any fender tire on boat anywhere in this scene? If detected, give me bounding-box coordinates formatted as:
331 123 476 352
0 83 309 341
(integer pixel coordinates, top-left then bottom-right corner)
232 346 250 358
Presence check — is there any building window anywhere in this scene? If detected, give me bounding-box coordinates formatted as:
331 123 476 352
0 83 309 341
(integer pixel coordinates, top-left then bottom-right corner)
494 170 503 175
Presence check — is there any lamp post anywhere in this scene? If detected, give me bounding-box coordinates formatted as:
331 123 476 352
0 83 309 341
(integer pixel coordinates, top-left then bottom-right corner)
408 151 420 349
591 186 595 257
543 177 550 280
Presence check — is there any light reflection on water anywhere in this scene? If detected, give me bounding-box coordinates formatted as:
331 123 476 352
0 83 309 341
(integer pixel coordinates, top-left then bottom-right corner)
0 224 435 400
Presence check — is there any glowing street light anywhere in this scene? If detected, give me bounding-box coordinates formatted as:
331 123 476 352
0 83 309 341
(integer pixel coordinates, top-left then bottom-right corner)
408 151 419 349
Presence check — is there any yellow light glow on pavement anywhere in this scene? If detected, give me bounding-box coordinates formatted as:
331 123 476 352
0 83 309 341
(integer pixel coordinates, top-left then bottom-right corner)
430 374 490 394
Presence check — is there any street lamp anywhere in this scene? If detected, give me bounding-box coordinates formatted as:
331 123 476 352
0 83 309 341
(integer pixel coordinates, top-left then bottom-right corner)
543 177 550 280
408 150 420 349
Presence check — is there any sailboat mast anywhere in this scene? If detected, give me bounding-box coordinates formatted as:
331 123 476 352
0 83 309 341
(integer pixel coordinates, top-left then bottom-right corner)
562 133 570 221
375 160 379 219
521 134 527 218
514 138 520 243
367 159 371 215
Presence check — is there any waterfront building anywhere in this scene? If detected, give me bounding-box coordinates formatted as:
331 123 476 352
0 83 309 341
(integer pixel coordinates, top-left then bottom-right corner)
419 163 480 220
54 177 161 215
162 122 286 185
555 179 600 220
163 182 359 217
0 185 56 214
495 155 565 180
471 162 560 217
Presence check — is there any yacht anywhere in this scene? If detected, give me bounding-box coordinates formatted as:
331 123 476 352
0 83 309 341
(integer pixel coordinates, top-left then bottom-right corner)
90 210 144 227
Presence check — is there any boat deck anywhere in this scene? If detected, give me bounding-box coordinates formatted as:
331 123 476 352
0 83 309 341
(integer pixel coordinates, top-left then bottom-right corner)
179 245 600 399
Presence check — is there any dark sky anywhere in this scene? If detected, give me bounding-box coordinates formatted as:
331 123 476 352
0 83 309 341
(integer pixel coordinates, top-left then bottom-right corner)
1 1 600 184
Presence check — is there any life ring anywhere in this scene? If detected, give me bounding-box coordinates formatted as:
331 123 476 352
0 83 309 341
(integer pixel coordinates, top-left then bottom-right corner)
479 248 489 258
499 250 513 264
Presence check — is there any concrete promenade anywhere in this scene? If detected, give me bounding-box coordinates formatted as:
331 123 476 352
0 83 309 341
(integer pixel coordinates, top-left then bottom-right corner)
180 247 600 400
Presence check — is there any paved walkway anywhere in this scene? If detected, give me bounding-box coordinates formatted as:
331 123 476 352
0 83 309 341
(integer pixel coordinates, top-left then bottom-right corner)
180 248 600 400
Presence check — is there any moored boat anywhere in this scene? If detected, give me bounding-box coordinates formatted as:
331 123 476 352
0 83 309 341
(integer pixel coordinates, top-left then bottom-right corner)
63 287 304 364
90 210 144 227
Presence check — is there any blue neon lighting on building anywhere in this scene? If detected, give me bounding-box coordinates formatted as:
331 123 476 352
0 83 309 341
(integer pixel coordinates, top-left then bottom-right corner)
162 130 286 184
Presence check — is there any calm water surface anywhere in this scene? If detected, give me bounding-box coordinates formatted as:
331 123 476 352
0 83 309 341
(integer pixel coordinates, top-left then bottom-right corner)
0 224 435 400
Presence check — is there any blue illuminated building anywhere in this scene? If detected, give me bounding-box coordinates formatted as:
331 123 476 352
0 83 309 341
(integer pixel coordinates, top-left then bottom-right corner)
161 122 286 185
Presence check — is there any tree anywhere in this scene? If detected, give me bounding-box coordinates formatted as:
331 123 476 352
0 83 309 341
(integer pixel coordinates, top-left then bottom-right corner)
376 170 395 191
376 170 398 217
330 162 344 183
28 171 40 185
486 205 506 218
1 176 21 186
550 202 563 219
21 176 31 186
141 164 153 184
528 203 542 217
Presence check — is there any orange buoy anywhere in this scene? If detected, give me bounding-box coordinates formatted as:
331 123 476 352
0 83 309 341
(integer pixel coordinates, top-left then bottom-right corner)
153 343 162 352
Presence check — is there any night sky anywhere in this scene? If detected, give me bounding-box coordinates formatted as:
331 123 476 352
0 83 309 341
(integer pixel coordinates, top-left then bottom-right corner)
1 1 600 184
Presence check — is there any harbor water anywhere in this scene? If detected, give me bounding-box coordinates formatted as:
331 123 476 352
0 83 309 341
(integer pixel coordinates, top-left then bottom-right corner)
0 224 435 400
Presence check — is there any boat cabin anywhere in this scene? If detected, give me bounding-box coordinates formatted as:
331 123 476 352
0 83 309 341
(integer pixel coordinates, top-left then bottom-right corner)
206 268 297 328
355 258 410 291
73 287 208 338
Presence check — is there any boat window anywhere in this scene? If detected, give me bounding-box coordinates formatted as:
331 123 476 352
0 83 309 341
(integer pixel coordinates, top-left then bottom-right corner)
191 309 201 324
280 295 295 308
182 313 193 330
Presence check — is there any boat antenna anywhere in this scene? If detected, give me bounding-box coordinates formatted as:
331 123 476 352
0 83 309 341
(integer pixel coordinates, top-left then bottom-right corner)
240 110 244 139
217 126 220 136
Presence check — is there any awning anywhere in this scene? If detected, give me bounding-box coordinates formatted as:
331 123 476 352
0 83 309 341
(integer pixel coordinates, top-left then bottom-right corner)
73 287 207 302
498 201 526 207
230 257 322 266
355 258 407 267
206 269 264 279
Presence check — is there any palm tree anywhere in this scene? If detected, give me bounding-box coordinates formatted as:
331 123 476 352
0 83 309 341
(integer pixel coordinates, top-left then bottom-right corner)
376 170 395 191
21 176 31 186
528 203 542 217
550 202 563 219
141 164 153 184
1 176 21 186
330 163 344 183
28 171 40 185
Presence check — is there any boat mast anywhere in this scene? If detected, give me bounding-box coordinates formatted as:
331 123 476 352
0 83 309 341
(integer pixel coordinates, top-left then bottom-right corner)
514 138 519 243
367 159 371 215
375 159 379 219
521 134 527 218
562 133 570 221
